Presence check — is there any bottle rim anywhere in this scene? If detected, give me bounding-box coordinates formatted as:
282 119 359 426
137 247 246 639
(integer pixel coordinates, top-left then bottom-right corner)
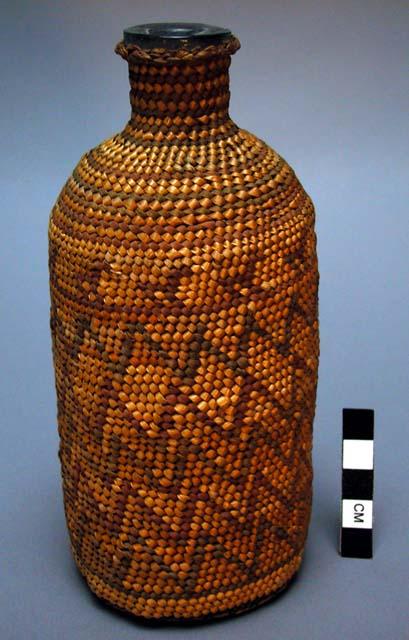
123 22 232 50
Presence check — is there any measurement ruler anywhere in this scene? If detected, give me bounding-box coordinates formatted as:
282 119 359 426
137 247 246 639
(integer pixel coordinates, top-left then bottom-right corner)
340 408 374 558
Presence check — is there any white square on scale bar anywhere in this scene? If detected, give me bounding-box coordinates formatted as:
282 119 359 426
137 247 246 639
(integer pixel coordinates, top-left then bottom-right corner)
342 499 373 529
343 439 374 470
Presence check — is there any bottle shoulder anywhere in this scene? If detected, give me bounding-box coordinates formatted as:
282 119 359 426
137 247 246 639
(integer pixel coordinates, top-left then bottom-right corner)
70 125 301 185
52 123 314 225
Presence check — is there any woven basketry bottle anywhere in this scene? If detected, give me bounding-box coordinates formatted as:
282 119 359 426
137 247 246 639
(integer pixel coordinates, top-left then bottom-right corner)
48 22 319 621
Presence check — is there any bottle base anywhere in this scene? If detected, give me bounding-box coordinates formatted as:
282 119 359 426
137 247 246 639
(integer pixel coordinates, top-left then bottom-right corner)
77 560 301 625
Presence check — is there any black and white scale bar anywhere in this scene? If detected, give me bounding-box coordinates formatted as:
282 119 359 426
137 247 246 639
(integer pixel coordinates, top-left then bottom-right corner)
340 408 374 558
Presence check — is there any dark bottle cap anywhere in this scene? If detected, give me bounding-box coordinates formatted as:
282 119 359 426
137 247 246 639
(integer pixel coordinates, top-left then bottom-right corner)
123 22 232 50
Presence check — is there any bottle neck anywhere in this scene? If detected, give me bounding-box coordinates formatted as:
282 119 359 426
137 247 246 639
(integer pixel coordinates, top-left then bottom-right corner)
126 55 234 135
115 33 241 139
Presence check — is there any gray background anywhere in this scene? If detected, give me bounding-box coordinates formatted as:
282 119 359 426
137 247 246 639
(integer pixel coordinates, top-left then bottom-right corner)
1 1 408 638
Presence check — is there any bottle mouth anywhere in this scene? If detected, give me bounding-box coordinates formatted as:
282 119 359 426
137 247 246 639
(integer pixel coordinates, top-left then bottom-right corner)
123 22 232 50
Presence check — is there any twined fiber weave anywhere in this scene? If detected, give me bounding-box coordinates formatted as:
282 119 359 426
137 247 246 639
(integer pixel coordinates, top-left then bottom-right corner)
48 32 319 621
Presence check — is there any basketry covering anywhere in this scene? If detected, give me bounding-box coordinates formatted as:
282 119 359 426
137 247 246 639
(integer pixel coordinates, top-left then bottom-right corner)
48 27 319 621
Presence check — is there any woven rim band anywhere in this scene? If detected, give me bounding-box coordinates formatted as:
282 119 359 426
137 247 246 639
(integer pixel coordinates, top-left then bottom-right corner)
115 35 241 64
